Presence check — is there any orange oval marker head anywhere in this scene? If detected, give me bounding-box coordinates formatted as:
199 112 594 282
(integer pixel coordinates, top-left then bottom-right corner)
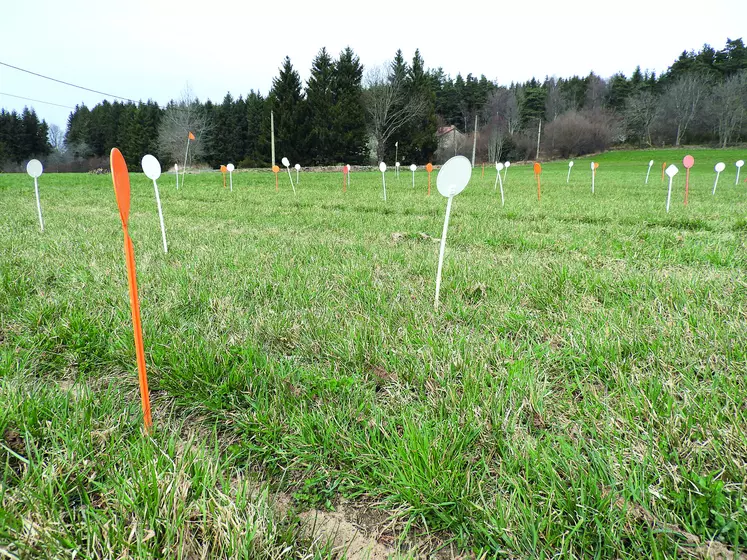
594 162 599 170
111 148 152 432
426 163 433 196
220 165 227 188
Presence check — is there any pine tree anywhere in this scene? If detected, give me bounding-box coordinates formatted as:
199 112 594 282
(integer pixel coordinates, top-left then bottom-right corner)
269 56 307 163
306 48 336 164
330 47 367 164
406 49 438 163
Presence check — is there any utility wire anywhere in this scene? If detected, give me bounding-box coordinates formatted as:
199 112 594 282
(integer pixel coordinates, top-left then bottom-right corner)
0 61 139 103
0 91 75 109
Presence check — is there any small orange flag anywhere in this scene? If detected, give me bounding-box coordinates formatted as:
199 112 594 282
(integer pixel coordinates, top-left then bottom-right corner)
426 163 433 196
188 131 195 141
272 165 280 192
534 162 542 201
111 148 152 432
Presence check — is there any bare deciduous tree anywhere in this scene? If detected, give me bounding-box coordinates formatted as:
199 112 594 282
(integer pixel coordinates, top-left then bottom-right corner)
157 86 211 166
713 71 747 148
363 65 427 162
48 124 65 152
658 74 711 146
624 90 659 146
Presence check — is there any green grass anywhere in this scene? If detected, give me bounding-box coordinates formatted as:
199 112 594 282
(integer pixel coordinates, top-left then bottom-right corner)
2 147 747 558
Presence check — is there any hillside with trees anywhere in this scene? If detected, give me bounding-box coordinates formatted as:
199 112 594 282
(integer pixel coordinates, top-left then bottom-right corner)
0 38 745 171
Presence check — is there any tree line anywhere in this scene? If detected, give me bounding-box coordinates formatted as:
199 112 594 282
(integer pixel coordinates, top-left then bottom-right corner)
0 38 745 172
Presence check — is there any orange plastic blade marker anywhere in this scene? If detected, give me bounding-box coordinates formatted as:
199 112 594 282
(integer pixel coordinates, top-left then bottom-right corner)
111 148 152 431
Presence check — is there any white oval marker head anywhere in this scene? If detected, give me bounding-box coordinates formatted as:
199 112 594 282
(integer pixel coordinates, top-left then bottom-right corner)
26 159 43 178
281 157 290 168
346 164 351 172
410 164 416 172
227 163 235 172
437 155 471 198
379 162 387 173
496 162 504 171
505 161 510 168
569 161 574 167
666 164 679 178
649 160 654 166
737 160 745 168
295 163 301 171
395 161 400 168
141 154 162 180
715 162 726 172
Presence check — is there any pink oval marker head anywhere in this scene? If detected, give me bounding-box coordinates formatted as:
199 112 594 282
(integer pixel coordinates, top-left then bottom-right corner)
343 165 348 174
683 155 694 169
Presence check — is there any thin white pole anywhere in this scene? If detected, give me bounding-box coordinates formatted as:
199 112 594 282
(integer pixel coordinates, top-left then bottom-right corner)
153 180 168 253
495 172 504 206
645 164 652 184
382 172 387 201
182 141 190 187
434 196 453 311
471 114 478 167
286 167 296 195
592 169 595 194
503 166 508 183
229 171 233 192
34 177 44 232
713 172 720 195
296 168 299 184
175 164 179 190
412 169 415 189
736 167 741 185
567 166 572 184
666 176 673 213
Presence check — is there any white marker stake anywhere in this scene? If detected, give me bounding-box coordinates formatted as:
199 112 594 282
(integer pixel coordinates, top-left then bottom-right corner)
26 159 44 232
503 161 510 182
645 159 654 184
281 157 295 195
227 163 235 192
410 164 417 188
175 164 179 190
591 161 596 194
142 155 168 253
379 162 387 201
494 162 505 206
665 164 678 213
713 162 725 195
567 160 574 183
736 160 744 185
346 164 351 188
434 156 471 311
295 163 301 184
395 161 400 180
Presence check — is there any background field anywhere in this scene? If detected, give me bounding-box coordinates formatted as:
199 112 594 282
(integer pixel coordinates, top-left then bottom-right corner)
2 148 747 558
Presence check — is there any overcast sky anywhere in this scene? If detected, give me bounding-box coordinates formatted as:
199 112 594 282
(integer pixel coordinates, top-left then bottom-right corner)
1 0 745 129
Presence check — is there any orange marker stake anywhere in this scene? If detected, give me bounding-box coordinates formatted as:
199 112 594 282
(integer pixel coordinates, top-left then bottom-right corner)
534 162 542 201
220 165 227 188
342 165 348 193
272 165 280 192
661 162 666 182
683 155 694 205
481 162 485 178
110 148 152 432
426 163 433 196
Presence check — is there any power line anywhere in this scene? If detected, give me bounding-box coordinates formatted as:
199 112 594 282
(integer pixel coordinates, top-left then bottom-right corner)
0 91 75 109
0 60 139 103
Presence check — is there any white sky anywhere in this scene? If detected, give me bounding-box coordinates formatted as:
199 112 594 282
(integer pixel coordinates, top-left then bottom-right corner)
1 0 745 129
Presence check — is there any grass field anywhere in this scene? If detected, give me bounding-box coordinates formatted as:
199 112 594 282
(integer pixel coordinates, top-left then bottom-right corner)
2 147 747 558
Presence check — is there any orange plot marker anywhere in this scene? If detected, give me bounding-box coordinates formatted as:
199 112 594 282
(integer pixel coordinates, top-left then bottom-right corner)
110 148 152 432
481 162 485 178
272 165 280 192
683 155 694 205
342 165 348 192
534 162 542 201
661 162 666 182
220 165 227 188
426 163 433 196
